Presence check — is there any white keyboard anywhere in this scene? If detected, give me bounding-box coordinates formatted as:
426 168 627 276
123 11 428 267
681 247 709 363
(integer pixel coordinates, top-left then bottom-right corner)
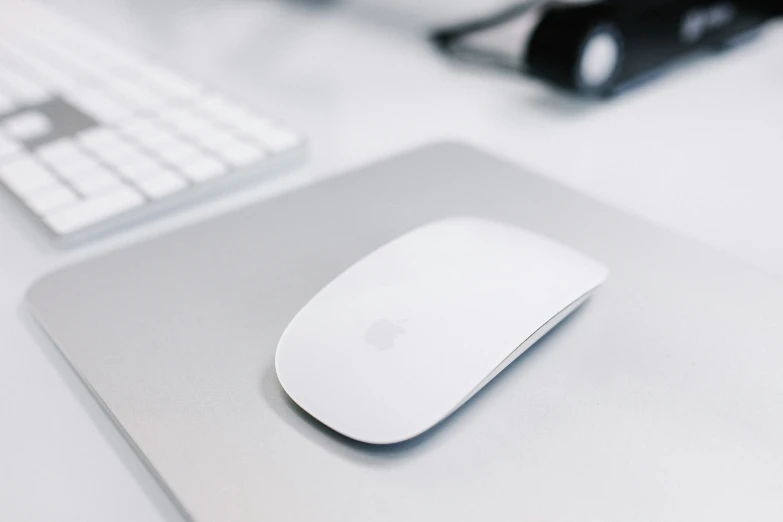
0 0 305 242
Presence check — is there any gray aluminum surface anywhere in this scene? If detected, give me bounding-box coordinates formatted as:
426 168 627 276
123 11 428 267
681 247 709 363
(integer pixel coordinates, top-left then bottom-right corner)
27 143 783 521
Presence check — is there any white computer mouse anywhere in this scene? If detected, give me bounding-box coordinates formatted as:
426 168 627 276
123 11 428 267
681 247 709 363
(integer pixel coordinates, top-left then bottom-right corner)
275 217 608 444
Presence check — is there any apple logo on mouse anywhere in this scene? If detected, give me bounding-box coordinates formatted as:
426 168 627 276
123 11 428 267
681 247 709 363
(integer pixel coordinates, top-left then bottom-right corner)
365 319 406 350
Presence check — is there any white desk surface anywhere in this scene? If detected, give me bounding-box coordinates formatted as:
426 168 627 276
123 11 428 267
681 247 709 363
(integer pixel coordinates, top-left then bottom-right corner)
1 1 782 520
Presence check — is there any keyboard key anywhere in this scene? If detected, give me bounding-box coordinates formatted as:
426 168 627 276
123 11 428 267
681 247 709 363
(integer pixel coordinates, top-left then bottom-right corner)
136 171 186 199
98 148 148 169
173 120 217 141
156 106 193 126
120 161 173 187
0 93 14 114
84 99 133 123
118 119 170 143
177 116 228 142
156 142 201 165
67 165 122 196
105 78 155 105
78 128 127 151
0 157 57 195
36 139 90 165
142 65 200 97
161 111 210 135
71 38 138 69
141 133 190 155
227 112 270 131
0 134 21 160
215 141 266 167
0 68 50 104
243 122 302 153
44 187 144 235
80 132 142 165
131 129 181 150
192 128 240 149
24 183 77 215
2 45 78 89
3 111 52 141
54 157 105 181
69 90 134 122
197 95 246 123
40 43 105 80
178 156 227 183
115 156 163 182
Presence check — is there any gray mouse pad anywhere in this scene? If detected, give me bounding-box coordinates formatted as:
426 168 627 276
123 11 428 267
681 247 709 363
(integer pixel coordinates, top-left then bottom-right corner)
27 143 783 521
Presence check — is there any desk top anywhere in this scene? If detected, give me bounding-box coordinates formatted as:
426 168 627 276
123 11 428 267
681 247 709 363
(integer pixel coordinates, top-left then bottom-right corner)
1 1 782 520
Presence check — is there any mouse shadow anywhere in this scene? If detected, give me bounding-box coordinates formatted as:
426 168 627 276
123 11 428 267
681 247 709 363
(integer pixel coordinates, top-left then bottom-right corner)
260 302 591 465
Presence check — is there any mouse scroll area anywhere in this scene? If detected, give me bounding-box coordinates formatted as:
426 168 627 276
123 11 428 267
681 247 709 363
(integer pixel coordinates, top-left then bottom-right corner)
275 217 608 445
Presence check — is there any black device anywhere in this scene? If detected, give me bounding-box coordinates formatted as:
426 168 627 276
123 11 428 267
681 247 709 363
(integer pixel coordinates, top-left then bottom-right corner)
433 0 782 96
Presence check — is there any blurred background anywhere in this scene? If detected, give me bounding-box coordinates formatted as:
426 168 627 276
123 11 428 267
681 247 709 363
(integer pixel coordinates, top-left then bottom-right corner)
41 0 781 270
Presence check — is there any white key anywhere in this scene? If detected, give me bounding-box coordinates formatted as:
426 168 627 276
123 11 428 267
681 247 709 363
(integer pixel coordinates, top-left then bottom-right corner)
73 92 135 123
0 93 14 114
24 183 77 215
215 141 265 167
3 45 75 89
156 107 193 126
197 95 246 123
156 142 201 165
129 128 180 150
192 128 240 149
83 99 133 123
234 118 274 137
40 43 104 79
36 139 88 165
0 68 49 104
107 79 158 108
6 42 79 88
178 156 227 183
220 112 260 131
244 122 302 153
45 187 143 235
118 119 169 142
92 144 141 165
136 171 186 199
45 71 84 91
161 111 205 133
65 38 127 70
53 156 106 181
0 157 57 195
3 111 52 141
80 135 139 164
2 52 49 87
97 47 145 70
68 166 122 196
115 156 163 182
0 134 21 159
53 157 104 178
141 133 190 154
172 116 216 138
21 89 52 106
143 65 200 97
99 148 150 170
78 128 127 150
181 123 225 143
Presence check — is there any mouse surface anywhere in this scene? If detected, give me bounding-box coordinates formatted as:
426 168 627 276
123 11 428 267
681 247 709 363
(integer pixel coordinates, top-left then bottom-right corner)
275 217 608 444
